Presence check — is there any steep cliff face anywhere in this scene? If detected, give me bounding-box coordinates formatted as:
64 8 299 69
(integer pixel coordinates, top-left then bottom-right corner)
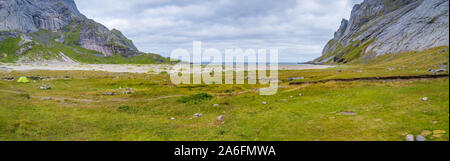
0 0 85 32
315 0 449 64
0 0 143 62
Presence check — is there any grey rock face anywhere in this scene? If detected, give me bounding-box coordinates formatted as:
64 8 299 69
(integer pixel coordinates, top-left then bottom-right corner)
0 0 140 58
0 0 85 32
316 0 449 64
73 19 139 56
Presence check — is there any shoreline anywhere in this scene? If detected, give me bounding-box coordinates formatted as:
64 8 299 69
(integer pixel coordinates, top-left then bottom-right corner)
0 63 335 74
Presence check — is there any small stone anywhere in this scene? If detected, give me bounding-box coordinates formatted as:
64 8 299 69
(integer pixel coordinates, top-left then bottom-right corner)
299 93 303 96
421 130 432 137
124 91 133 94
290 96 294 99
194 113 202 118
103 92 116 96
262 101 267 105
422 97 428 101
170 117 175 120
217 115 225 122
213 104 219 107
40 86 51 90
416 135 426 141
40 97 52 100
405 134 415 141
340 111 356 116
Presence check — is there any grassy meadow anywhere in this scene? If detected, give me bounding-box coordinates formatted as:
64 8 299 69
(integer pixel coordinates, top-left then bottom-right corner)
0 46 448 141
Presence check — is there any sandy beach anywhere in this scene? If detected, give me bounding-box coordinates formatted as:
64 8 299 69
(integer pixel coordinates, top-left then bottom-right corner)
0 63 334 74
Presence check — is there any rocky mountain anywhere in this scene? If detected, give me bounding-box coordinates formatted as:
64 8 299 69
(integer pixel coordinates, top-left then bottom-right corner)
314 0 449 64
0 0 165 63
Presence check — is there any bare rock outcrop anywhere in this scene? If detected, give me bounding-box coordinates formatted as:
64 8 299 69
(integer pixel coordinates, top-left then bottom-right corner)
315 0 449 64
0 0 141 59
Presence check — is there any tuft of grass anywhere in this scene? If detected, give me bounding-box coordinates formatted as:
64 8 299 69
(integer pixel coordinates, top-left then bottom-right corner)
177 93 213 104
117 106 138 114
17 93 31 100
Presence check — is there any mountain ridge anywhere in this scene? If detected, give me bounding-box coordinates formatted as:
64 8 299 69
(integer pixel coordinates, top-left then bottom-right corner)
0 0 167 64
314 0 449 64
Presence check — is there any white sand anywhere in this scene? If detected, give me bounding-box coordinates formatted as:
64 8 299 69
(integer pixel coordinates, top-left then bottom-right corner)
0 63 334 73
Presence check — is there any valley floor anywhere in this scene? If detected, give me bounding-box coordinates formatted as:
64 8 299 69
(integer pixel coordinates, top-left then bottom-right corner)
0 47 448 141
0 63 333 74
0 69 448 141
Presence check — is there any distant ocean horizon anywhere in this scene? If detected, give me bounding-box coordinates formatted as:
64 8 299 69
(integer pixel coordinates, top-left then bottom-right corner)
193 62 313 65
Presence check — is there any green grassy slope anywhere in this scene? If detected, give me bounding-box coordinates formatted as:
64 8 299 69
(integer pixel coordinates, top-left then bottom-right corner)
0 29 170 64
0 37 22 62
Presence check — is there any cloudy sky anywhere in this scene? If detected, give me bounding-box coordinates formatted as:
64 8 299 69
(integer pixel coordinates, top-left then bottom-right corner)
74 0 362 63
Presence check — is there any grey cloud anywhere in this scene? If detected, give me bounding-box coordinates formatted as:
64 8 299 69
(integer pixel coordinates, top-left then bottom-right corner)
75 0 363 62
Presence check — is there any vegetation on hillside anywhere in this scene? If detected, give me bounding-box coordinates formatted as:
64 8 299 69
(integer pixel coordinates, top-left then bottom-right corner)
0 29 170 64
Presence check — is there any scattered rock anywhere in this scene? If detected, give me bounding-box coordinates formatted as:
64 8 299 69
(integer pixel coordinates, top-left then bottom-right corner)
40 97 52 100
213 104 219 107
2 77 14 80
170 117 175 120
299 93 303 97
428 68 446 74
39 86 51 90
340 111 356 116
123 91 133 94
262 101 267 105
103 92 117 96
289 77 305 81
416 135 426 141
193 113 202 118
290 96 294 99
405 134 415 141
217 115 225 122
422 97 428 101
